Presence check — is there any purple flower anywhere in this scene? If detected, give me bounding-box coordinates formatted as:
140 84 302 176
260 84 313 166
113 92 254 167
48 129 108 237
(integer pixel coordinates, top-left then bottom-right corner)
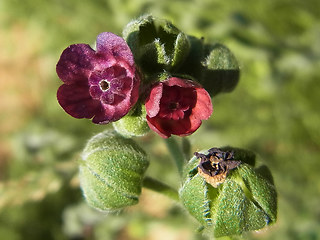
56 32 140 124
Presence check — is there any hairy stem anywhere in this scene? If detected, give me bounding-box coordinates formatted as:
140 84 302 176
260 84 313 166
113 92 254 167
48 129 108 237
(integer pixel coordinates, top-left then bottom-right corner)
164 137 186 177
142 176 179 201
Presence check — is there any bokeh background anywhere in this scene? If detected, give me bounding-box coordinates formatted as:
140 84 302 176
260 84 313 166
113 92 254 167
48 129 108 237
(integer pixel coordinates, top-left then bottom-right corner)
1 0 319 239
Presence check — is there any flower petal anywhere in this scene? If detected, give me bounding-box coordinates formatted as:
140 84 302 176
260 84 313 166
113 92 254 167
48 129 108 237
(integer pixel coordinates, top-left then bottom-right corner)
57 84 100 119
92 105 116 124
92 97 131 124
145 83 163 118
56 44 96 84
146 116 172 138
193 88 213 120
146 116 202 138
96 32 135 66
163 77 199 88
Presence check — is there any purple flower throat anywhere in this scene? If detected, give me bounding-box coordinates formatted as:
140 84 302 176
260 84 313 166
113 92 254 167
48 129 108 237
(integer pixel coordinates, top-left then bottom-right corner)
89 65 131 105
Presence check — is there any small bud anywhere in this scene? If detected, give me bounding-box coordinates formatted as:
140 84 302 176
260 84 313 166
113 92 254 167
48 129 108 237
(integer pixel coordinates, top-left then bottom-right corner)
201 43 240 96
123 15 190 77
113 103 150 137
79 130 149 211
180 147 277 238
176 37 240 96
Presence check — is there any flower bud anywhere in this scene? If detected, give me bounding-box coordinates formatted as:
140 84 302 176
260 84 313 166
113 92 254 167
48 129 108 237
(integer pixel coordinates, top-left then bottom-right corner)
79 130 149 211
113 103 150 137
179 147 277 238
123 15 190 77
201 43 240 96
177 37 240 96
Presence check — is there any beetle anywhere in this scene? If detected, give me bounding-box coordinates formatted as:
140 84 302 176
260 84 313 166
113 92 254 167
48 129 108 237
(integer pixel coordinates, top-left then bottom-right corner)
194 148 241 187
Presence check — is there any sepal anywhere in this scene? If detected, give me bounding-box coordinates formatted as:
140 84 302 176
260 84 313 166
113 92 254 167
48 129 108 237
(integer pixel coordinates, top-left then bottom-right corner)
113 103 150 137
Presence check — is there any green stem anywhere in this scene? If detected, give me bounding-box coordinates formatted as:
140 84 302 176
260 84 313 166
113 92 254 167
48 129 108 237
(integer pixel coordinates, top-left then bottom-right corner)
142 176 179 201
164 137 186 177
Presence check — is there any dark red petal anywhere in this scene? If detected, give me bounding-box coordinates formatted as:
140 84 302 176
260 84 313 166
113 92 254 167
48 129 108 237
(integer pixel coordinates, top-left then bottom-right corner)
96 32 134 66
146 116 171 138
146 115 202 138
56 44 96 84
182 114 202 136
57 84 100 119
193 88 213 120
145 83 163 118
163 77 200 88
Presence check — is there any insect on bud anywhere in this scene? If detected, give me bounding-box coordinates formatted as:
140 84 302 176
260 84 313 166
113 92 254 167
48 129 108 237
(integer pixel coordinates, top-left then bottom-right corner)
195 148 241 187
179 147 277 238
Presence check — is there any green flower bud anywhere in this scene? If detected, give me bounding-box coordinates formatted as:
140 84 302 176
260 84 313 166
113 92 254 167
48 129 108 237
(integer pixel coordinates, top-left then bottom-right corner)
113 103 150 138
176 37 240 96
179 147 277 238
201 43 240 96
123 15 190 77
79 131 149 211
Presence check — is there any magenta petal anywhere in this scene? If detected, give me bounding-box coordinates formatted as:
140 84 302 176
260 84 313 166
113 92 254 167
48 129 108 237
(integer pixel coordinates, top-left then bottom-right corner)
56 32 140 125
89 85 102 99
57 84 100 119
92 105 116 124
96 32 134 66
92 103 124 124
56 44 96 84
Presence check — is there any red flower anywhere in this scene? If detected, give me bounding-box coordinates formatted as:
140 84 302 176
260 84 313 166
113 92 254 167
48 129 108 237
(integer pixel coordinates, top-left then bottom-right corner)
56 32 140 124
145 77 213 138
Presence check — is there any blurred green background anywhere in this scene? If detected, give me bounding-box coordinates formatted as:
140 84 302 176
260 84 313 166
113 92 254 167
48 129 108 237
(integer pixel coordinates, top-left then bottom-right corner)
1 0 319 239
